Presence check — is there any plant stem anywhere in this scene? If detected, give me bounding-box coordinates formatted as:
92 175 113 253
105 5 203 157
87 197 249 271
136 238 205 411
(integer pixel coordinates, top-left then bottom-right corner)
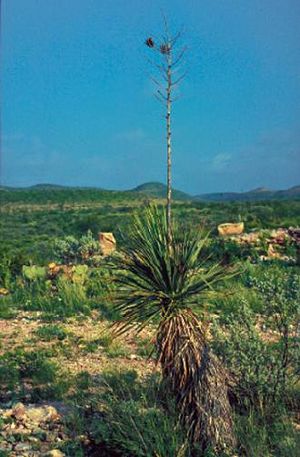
166 45 172 248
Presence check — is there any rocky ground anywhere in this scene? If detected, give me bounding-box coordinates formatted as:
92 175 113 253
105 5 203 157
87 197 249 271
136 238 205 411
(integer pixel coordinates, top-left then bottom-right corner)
0 310 156 456
0 402 66 456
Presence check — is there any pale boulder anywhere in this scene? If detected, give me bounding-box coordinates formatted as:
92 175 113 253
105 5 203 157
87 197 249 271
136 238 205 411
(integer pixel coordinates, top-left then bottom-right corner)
218 222 244 237
26 405 60 423
44 450 65 457
12 402 26 420
99 232 116 256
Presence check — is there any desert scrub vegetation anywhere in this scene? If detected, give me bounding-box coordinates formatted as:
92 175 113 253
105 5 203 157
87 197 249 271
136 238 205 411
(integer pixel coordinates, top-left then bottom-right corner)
0 196 299 455
0 257 116 321
211 264 300 456
1 188 299 268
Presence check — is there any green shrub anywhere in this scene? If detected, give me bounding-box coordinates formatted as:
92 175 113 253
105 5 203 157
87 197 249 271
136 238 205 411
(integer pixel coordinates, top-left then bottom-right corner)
0 248 31 285
57 277 90 315
208 271 264 317
71 264 89 284
53 235 80 264
247 265 300 392
53 230 102 265
209 237 268 264
86 267 115 298
212 301 282 408
86 267 119 320
213 264 299 409
211 238 252 264
79 230 102 263
13 279 52 311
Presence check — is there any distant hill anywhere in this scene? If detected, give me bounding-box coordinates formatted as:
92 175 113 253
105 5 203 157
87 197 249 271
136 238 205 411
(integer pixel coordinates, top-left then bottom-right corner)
131 182 191 200
195 185 300 202
0 183 69 192
1 182 299 203
0 186 138 205
29 183 68 190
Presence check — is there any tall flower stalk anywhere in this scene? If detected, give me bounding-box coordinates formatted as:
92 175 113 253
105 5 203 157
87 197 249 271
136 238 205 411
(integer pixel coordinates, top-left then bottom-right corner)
145 20 186 248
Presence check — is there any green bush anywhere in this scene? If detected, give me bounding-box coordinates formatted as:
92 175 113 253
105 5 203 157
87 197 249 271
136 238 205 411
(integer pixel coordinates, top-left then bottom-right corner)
213 265 299 409
212 300 282 408
0 247 31 286
57 277 90 315
247 265 300 392
53 235 80 264
53 230 102 265
72 264 89 284
86 267 115 299
209 238 259 264
79 230 102 263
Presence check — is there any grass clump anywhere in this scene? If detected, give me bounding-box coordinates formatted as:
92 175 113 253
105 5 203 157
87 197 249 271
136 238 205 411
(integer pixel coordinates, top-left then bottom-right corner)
0 295 17 319
13 277 91 318
235 409 300 457
105 341 130 359
83 333 113 353
89 369 189 457
81 332 130 358
34 324 69 341
136 336 155 359
0 348 70 402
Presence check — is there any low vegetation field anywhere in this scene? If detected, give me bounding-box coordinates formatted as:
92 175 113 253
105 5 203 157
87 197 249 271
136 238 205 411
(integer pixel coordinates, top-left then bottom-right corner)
0 188 299 456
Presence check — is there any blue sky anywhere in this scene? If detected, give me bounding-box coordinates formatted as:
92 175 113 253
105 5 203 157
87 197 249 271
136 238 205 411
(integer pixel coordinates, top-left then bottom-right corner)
2 0 300 193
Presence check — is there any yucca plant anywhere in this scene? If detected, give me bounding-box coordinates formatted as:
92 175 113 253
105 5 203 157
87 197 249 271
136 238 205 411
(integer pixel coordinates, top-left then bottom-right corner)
111 205 236 453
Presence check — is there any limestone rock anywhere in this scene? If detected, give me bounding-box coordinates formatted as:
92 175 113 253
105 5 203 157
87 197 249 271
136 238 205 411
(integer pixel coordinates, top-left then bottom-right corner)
14 442 32 452
0 287 9 296
99 232 116 256
238 232 260 244
269 228 288 245
267 244 276 258
288 227 300 244
26 406 60 424
44 450 65 457
218 222 244 236
12 402 26 420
